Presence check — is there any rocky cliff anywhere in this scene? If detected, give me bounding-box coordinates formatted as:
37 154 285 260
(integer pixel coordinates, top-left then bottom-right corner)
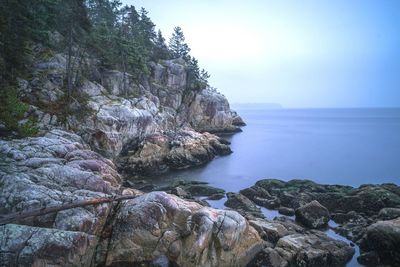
18 54 243 168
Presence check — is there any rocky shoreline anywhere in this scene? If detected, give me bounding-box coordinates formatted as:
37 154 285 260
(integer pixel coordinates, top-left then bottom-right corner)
1 49 399 267
1 129 399 266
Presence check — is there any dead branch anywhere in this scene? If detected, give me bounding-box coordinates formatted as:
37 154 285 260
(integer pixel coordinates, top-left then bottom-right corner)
0 195 137 226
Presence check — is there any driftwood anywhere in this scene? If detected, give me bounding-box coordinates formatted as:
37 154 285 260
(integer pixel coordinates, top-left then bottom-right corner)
0 195 137 225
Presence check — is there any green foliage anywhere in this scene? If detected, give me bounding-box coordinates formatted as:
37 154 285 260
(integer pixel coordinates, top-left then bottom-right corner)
0 87 38 137
152 30 170 60
0 0 59 83
88 2 157 81
168 26 191 60
0 0 212 103
186 57 208 90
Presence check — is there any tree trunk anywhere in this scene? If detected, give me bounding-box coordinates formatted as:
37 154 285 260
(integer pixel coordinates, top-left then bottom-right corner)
66 24 73 105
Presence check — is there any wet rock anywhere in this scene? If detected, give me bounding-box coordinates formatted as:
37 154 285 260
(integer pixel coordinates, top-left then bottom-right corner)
171 186 192 199
378 207 400 220
242 179 400 243
249 219 292 243
181 183 225 197
273 216 306 234
247 247 289 267
225 192 263 217
331 211 361 224
357 251 380 266
359 217 400 266
206 193 225 200
240 185 272 200
275 231 355 267
295 200 330 229
279 207 295 216
333 212 369 242
254 196 281 209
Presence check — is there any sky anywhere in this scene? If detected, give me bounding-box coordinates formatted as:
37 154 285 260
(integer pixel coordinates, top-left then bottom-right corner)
124 0 400 108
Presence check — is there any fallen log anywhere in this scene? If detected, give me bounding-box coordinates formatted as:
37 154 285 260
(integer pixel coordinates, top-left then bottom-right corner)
0 195 136 225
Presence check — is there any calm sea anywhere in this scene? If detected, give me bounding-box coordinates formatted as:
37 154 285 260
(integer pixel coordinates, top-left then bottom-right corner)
152 108 400 191
150 107 400 267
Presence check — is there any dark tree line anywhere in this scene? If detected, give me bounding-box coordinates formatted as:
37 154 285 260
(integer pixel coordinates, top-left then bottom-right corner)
0 0 210 89
0 0 210 135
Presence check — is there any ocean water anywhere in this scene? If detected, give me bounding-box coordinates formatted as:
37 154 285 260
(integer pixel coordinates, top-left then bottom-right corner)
151 108 400 190
149 108 400 267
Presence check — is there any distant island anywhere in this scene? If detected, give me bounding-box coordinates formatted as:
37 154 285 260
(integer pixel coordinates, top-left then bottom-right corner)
232 103 283 109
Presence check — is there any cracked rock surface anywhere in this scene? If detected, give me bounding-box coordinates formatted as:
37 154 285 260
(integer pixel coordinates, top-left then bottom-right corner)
0 129 120 235
0 131 262 267
104 191 263 267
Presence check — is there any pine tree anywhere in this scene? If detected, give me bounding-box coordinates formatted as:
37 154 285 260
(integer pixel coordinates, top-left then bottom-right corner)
168 26 190 60
0 0 59 85
56 0 91 102
200 69 210 85
87 0 121 68
138 8 156 48
152 30 170 60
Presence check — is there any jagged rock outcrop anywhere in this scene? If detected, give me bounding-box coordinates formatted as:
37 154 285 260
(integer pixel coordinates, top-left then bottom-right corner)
16 54 244 174
187 88 243 133
117 128 231 175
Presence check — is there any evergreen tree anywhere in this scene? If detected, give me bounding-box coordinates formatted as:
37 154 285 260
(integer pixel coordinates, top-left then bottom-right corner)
56 0 91 102
118 5 149 78
86 0 121 68
168 26 190 60
152 30 170 60
187 57 202 90
200 69 210 85
138 8 156 48
0 0 59 85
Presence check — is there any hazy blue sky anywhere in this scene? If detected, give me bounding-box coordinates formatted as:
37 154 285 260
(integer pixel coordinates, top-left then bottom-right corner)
124 0 400 107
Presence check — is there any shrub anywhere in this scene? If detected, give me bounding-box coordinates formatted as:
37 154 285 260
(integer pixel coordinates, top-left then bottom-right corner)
0 87 38 137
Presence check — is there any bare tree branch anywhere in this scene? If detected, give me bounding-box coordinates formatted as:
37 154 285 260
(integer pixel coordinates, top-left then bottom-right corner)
0 195 137 225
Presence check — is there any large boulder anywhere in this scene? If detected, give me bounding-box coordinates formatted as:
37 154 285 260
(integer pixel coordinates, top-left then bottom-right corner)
295 200 330 229
117 129 231 175
274 231 354 267
225 192 263 218
378 207 400 220
0 129 121 234
358 218 400 266
104 191 264 267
